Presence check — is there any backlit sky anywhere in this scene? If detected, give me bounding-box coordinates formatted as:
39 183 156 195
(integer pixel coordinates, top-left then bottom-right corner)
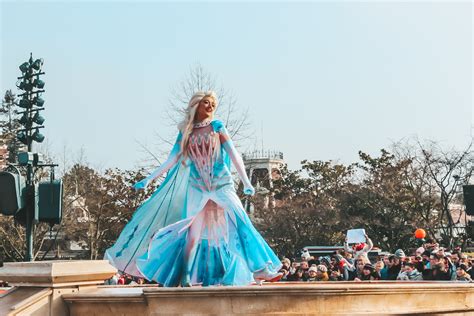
1 1 472 171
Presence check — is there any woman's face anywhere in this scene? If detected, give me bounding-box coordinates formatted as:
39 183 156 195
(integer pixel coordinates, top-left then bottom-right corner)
375 261 384 271
357 260 365 271
195 96 216 121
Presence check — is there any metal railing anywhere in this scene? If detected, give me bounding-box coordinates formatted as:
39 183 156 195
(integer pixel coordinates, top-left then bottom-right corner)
242 150 284 161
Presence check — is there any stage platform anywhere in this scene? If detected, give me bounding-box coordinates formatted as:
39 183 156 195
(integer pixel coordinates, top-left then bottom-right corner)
1 261 473 315
62 282 474 315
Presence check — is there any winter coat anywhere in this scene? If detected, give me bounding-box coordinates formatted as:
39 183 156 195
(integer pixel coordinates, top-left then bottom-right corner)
397 269 423 281
344 238 374 263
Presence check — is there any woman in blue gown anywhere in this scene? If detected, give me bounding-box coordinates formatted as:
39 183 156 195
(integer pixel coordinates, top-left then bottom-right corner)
105 91 282 286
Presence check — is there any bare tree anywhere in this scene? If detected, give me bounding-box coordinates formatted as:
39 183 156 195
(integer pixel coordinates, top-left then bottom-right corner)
138 63 253 173
166 63 251 143
1 90 26 165
392 138 474 247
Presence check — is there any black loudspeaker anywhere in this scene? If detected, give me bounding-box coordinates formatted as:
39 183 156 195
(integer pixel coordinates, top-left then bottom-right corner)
462 185 474 215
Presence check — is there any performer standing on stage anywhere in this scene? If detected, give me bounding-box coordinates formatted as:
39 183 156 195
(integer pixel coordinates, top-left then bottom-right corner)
105 91 282 286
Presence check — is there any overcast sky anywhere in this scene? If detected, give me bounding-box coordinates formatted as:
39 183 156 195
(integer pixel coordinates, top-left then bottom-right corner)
1 1 472 172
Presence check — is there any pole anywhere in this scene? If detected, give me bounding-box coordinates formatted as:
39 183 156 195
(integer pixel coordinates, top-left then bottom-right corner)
24 53 34 261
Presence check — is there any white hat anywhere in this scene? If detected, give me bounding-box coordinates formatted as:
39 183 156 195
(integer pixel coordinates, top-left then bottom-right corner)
308 266 318 273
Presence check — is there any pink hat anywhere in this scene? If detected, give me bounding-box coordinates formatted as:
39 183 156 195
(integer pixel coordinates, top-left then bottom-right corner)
416 247 425 254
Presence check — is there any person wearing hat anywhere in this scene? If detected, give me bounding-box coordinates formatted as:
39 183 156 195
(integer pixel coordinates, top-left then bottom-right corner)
358 263 380 281
306 266 319 282
456 264 473 282
394 249 406 259
415 247 425 257
315 264 329 281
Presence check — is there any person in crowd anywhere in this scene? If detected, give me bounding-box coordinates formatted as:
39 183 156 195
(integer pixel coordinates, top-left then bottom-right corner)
424 254 454 281
412 255 424 274
444 256 457 280
348 259 366 281
279 267 290 281
450 253 460 268
397 262 423 281
423 239 439 253
469 260 474 280
344 233 373 264
279 258 292 281
374 260 385 279
105 273 120 285
331 253 353 281
394 249 406 261
300 260 310 279
421 250 431 268
386 254 402 280
343 251 354 265
289 261 299 275
301 249 311 261
316 264 329 281
117 274 125 285
306 266 318 282
319 256 331 269
281 258 291 270
415 247 425 257
357 264 380 281
329 268 344 281
460 255 474 279
455 264 472 282
288 268 306 282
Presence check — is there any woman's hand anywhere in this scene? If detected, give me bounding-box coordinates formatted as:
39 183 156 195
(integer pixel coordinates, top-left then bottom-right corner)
244 185 255 196
133 178 150 191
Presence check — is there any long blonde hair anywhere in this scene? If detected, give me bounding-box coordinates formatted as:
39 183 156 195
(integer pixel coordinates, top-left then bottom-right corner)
178 91 218 159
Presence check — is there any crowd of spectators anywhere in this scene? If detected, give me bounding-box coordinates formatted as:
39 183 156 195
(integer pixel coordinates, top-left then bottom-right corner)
105 273 150 285
106 236 473 285
278 237 474 282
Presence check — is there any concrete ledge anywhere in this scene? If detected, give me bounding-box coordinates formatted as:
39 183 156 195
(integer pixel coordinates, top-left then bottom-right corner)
0 260 117 287
63 282 474 315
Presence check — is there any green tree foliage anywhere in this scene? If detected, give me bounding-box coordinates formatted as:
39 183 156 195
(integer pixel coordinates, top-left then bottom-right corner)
0 90 25 165
341 150 439 251
60 165 154 260
252 161 353 258
252 142 470 258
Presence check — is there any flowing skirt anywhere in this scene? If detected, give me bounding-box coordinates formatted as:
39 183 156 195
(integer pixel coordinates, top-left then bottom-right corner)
136 185 281 286
105 162 281 286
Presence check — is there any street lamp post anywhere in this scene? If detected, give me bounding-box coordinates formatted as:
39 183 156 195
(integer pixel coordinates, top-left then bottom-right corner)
16 53 46 261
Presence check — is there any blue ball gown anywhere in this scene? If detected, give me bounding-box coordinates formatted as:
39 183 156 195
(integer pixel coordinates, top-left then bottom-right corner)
105 120 281 286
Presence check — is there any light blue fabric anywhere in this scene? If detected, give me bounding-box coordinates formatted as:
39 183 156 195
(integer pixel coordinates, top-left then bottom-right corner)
105 120 281 286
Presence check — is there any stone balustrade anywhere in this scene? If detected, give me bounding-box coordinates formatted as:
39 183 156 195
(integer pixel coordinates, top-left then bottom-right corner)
0 261 473 315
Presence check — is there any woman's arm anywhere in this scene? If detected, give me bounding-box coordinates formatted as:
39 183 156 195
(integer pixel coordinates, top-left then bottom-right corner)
363 235 373 253
218 124 254 195
133 133 182 190
343 239 353 254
